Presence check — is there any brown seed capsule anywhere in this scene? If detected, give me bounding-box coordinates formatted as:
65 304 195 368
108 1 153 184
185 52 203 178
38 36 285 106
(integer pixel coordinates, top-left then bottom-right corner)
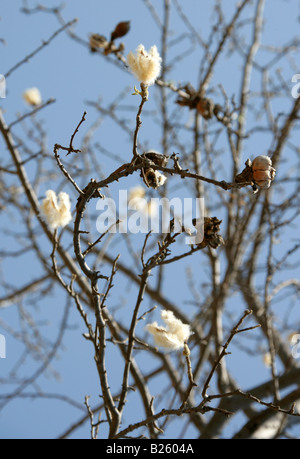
192 217 224 249
138 152 169 189
110 21 130 41
176 84 197 108
89 34 107 52
176 87 216 120
196 98 215 120
142 168 167 189
144 151 169 168
235 159 253 186
252 155 276 189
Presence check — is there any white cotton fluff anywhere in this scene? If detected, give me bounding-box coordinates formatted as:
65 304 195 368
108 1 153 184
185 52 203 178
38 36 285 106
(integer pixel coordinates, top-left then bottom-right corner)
41 190 72 229
23 87 42 106
127 44 162 86
146 310 192 351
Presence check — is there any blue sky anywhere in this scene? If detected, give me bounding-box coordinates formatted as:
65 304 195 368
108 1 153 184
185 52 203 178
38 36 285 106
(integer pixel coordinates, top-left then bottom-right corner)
1 0 300 439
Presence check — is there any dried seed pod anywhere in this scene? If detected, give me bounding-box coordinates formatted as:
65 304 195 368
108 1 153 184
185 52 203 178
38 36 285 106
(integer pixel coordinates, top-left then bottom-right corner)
192 217 224 249
176 84 197 108
144 151 169 168
252 155 272 168
235 159 253 186
252 155 276 189
176 86 216 120
176 98 194 109
204 216 222 235
143 168 167 189
196 97 215 120
110 21 130 41
207 233 224 249
89 34 107 52
138 152 169 189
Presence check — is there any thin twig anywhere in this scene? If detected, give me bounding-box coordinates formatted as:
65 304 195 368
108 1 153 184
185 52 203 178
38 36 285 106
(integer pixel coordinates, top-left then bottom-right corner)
54 144 83 194
180 343 197 409
82 220 120 257
132 90 148 158
5 19 78 79
67 111 87 155
201 310 258 399
8 98 56 129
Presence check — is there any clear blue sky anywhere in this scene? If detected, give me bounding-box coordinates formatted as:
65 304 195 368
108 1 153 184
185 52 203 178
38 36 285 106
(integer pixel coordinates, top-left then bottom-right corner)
0 0 300 439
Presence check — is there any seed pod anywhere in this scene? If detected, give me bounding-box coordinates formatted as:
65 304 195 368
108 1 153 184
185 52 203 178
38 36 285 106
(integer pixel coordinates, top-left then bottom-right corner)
110 21 130 41
192 217 224 249
235 159 253 186
142 168 167 189
252 155 276 189
144 151 169 168
138 152 169 189
89 34 107 52
196 97 215 120
176 84 197 108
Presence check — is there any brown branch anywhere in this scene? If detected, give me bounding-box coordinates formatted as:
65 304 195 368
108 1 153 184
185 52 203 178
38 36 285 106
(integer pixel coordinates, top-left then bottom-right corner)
0 274 52 308
67 111 87 155
72 179 120 437
0 110 93 302
4 18 78 79
54 144 83 194
113 403 232 439
132 89 148 158
180 343 197 409
118 270 151 415
201 310 259 399
199 0 251 92
8 98 56 129
82 220 120 258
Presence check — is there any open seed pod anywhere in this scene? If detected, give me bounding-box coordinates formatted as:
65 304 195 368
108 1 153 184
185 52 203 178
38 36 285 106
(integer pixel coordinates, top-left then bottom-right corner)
89 34 108 52
176 84 197 109
192 217 224 249
143 151 169 167
176 87 215 120
251 155 276 189
235 156 276 192
139 152 169 189
196 97 215 120
142 168 167 189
